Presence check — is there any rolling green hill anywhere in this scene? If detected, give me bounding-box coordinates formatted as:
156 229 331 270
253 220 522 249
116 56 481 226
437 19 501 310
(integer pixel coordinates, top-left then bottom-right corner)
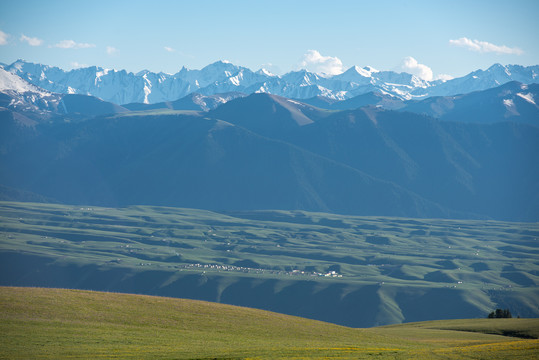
1 201 538 327
1 287 538 359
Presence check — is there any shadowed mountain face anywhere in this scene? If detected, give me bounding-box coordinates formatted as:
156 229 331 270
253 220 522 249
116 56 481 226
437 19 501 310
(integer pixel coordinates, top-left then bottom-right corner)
299 82 538 127
0 110 453 218
61 94 129 116
208 93 331 140
296 109 539 219
122 92 246 112
207 96 539 221
0 90 128 123
401 81 539 126
1 80 538 221
301 92 407 111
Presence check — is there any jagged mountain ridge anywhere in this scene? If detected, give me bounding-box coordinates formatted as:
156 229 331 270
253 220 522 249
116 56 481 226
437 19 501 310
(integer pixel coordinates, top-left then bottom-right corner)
401 81 539 125
5 59 538 105
123 92 246 112
0 67 128 121
2 66 537 127
301 82 538 126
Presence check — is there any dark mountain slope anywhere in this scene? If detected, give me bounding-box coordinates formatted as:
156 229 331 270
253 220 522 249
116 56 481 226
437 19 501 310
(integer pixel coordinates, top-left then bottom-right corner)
122 92 245 112
209 93 332 140
300 92 406 111
331 92 406 110
299 95 339 109
0 111 452 217
208 96 538 221
440 121 539 220
402 81 539 125
288 108 539 220
61 94 129 116
2 89 538 220
0 90 128 123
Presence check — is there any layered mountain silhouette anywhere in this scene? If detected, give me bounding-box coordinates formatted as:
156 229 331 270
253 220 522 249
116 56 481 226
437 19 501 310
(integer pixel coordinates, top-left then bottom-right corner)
123 92 245 112
0 109 455 218
401 81 539 125
1 68 538 221
209 94 539 220
0 67 128 121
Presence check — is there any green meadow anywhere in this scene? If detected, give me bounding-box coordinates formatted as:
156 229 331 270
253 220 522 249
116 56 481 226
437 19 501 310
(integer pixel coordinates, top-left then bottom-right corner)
1 287 538 359
0 201 538 327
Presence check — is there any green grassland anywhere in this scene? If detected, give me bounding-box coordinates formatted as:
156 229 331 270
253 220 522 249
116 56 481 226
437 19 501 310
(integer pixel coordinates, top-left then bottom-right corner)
0 201 538 327
1 287 538 359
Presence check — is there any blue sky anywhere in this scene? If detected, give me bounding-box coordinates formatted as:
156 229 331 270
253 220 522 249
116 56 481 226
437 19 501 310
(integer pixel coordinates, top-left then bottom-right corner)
0 0 537 79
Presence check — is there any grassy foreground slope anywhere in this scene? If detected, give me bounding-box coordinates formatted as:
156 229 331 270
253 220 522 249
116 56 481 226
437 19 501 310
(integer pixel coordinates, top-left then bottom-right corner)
1 201 538 327
1 287 538 360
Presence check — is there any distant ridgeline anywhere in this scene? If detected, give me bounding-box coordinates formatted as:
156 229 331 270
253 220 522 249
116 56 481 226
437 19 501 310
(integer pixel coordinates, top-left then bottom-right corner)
3 59 539 104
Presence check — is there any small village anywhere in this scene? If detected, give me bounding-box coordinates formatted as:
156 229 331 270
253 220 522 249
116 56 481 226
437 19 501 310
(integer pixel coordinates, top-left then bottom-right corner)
174 262 343 278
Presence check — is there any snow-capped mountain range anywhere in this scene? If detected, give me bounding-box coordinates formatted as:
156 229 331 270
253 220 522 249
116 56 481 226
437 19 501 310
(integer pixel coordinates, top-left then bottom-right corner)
0 65 63 117
0 67 129 120
3 59 539 105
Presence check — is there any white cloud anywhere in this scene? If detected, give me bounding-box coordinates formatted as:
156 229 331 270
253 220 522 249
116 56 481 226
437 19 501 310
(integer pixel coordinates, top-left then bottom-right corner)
449 37 523 55
399 56 433 81
435 74 454 81
299 50 344 75
52 40 95 49
0 30 9 45
20 34 43 46
164 46 175 52
106 46 118 55
70 61 88 69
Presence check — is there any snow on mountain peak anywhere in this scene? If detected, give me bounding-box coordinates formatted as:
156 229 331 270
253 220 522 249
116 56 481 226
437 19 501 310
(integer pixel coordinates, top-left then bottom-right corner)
349 65 372 78
4 59 538 105
0 67 49 94
10 59 27 72
256 68 276 77
96 69 111 78
353 65 374 77
331 65 376 84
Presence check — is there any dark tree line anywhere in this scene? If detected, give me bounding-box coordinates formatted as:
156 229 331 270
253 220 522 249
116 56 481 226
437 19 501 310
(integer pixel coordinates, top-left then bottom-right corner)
488 308 512 318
